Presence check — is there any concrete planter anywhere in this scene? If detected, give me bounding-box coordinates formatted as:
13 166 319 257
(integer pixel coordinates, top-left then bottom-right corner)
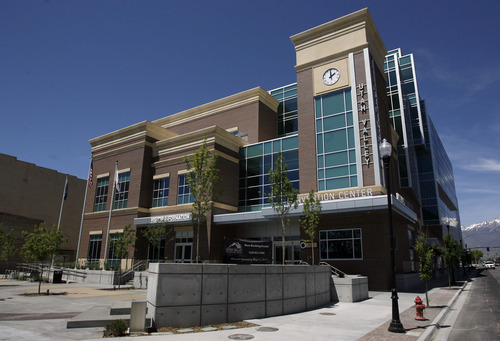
331 275 369 302
147 263 331 328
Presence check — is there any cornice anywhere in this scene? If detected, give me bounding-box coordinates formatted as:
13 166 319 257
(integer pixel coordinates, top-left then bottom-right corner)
90 121 176 150
152 87 279 129
290 8 387 72
154 126 248 159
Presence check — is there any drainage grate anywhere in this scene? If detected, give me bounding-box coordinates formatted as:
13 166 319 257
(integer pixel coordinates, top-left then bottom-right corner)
228 334 255 340
257 327 279 332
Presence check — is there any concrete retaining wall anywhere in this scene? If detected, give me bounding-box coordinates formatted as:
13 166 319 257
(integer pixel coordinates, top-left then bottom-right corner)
147 263 331 328
65 270 118 285
134 271 148 289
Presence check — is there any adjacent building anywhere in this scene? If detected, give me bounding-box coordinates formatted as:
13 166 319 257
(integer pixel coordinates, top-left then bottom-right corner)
0 153 86 272
78 8 461 289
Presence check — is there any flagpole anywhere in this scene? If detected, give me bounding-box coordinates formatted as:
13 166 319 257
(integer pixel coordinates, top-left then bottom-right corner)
103 161 118 268
51 174 68 270
74 157 92 269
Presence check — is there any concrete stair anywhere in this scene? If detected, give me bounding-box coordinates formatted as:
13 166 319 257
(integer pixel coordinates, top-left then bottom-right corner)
66 305 151 329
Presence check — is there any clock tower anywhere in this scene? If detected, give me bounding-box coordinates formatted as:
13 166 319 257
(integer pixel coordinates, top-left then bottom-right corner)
291 8 392 195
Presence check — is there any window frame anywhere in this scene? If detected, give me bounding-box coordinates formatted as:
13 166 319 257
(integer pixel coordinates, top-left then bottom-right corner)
319 228 363 260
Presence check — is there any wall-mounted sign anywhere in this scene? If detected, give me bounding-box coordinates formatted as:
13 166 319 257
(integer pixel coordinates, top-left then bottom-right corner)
357 83 372 166
150 213 192 224
222 238 272 264
298 186 374 203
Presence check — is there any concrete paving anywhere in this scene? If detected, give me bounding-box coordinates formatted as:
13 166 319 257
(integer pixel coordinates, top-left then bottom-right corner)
0 271 472 341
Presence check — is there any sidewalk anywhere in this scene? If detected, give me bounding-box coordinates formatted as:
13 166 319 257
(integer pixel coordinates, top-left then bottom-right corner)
0 270 472 341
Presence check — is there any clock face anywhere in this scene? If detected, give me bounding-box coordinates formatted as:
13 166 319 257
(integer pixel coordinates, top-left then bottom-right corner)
323 68 340 85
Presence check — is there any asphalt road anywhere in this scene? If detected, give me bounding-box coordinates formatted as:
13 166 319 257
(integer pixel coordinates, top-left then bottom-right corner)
443 267 500 341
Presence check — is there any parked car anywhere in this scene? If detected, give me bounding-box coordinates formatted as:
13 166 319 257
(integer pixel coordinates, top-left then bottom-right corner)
484 261 495 269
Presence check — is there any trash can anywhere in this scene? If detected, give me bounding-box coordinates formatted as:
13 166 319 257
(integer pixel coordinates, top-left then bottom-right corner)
52 270 63 283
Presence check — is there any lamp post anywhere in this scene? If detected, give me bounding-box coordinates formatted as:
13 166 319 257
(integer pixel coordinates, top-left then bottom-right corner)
379 138 405 333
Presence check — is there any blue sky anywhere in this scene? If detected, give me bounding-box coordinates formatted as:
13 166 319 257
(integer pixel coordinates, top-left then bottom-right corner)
1 0 499 227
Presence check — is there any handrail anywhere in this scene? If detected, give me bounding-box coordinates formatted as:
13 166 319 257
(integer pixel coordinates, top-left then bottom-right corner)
122 260 147 279
319 261 346 278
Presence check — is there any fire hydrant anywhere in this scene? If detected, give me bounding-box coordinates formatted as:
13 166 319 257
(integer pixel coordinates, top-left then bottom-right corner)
414 296 426 320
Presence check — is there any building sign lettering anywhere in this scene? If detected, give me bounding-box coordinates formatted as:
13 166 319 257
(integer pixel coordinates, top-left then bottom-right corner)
150 213 192 224
358 83 371 166
222 238 272 264
298 187 373 203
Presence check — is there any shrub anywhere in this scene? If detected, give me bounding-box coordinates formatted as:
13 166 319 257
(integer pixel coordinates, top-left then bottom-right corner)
104 319 128 337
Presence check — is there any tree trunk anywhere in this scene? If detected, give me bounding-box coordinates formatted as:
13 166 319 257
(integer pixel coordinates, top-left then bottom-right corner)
424 280 429 307
196 218 201 263
38 263 42 295
311 245 315 265
281 216 285 265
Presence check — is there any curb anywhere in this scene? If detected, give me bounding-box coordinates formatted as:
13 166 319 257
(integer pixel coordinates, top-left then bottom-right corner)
416 271 474 341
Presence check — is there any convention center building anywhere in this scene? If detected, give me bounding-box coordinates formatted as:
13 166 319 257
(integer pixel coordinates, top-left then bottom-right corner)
78 8 461 290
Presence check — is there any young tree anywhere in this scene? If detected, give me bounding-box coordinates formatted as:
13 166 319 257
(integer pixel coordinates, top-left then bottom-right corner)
0 224 16 263
142 224 172 262
300 189 322 265
268 151 299 265
441 232 461 287
109 224 137 288
184 139 222 263
21 223 67 294
470 249 483 264
414 236 434 307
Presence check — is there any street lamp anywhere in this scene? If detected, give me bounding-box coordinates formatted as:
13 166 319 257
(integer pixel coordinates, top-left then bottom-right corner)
379 138 405 333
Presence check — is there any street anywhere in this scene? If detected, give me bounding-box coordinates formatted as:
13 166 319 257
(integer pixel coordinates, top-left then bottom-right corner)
434 267 500 341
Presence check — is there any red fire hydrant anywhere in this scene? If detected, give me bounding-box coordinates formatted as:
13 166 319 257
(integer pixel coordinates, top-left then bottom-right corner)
414 296 426 320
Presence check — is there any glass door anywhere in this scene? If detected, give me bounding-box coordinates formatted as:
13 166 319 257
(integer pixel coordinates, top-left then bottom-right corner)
274 241 301 264
174 243 192 263
174 230 193 263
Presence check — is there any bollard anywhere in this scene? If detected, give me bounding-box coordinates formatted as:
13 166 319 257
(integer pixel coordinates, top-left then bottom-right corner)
129 299 147 333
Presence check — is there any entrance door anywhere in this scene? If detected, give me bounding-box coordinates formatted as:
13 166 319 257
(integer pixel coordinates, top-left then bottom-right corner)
174 230 193 263
174 243 192 263
274 241 301 264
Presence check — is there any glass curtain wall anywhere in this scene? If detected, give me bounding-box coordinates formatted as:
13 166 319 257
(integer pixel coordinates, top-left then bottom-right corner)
315 89 357 191
270 84 298 136
238 135 299 212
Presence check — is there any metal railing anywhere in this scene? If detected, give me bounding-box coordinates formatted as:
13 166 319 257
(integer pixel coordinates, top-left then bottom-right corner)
319 261 346 278
121 260 147 280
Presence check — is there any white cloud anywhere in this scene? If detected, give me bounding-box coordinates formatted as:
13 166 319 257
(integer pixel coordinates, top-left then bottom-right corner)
461 158 500 172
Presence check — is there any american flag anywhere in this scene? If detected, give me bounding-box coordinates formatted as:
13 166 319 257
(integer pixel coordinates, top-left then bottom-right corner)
88 161 93 188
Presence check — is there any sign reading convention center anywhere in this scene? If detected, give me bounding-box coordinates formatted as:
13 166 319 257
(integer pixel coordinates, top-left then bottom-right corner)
222 238 272 264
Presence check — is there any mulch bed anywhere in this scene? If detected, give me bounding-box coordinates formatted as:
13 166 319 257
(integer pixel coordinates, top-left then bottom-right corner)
157 321 258 334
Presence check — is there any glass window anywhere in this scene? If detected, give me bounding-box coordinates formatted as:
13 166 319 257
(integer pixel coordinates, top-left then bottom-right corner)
93 177 109 212
107 232 122 269
325 151 348 167
177 174 194 205
271 84 298 137
324 130 347 152
152 177 169 207
322 91 345 116
87 234 102 266
323 114 346 131
319 228 363 260
114 172 130 209
238 135 299 212
316 89 356 190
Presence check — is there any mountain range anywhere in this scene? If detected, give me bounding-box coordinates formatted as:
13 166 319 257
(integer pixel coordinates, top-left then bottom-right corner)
462 218 500 250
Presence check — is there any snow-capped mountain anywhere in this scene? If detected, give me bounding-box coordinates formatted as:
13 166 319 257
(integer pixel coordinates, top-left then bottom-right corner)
462 218 500 249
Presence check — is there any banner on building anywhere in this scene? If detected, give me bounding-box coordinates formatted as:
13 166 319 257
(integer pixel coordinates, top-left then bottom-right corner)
222 238 272 264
